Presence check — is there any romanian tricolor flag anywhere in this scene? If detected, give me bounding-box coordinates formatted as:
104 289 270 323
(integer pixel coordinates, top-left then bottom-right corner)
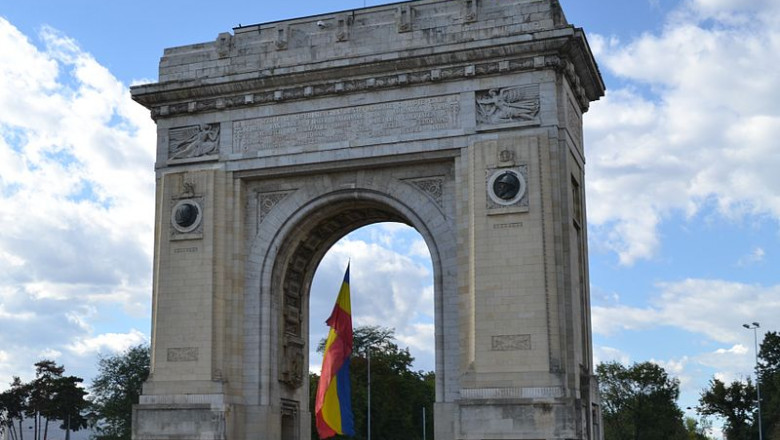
315 264 355 438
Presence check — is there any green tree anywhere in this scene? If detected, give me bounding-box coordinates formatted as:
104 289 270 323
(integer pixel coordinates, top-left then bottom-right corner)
89 344 151 440
28 360 65 440
0 362 87 440
50 376 89 437
758 331 780 440
310 326 434 440
684 416 713 440
0 377 30 440
698 378 756 440
597 361 688 440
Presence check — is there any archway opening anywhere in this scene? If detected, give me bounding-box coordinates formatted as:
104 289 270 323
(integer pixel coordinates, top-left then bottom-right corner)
307 222 435 439
308 221 435 374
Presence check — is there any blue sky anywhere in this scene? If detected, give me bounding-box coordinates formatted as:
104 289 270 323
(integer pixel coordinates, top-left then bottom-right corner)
1 1 779 438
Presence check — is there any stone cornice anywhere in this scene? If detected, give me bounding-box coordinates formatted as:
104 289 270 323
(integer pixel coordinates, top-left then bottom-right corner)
131 29 604 119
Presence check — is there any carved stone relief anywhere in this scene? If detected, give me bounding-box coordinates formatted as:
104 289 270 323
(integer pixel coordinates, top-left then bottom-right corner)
476 86 540 125
167 347 199 362
233 95 460 154
257 191 293 225
406 177 444 207
280 336 305 389
169 124 220 160
492 334 531 351
567 96 583 146
486 165 529 210
170 198 204 237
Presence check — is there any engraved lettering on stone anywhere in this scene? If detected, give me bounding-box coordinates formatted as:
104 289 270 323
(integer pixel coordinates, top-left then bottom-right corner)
492 334 531 351
257 191 292 225
233 96 461 154
476 86 540 125
167 347 199 362
169 124 220 160
493 222 524 229
408 178 444 207
173 246 199 254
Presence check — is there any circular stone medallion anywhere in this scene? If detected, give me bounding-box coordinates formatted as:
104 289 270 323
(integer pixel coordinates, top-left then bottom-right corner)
488 169 527 206
171 200 202 233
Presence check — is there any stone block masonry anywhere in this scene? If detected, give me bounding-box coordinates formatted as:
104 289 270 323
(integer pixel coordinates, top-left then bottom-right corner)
131 0 605 439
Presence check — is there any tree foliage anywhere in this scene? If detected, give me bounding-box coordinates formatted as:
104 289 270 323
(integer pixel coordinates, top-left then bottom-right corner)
0 377 29 440
0 361 88 440
89 344 151 440
698 378 756 440
697 331 780 440
758 331 780 440
597 361 688 440
684 416 712 440
310 326 434 440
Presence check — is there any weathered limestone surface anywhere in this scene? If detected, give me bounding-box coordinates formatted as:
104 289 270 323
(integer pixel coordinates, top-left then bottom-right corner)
131 0 604 438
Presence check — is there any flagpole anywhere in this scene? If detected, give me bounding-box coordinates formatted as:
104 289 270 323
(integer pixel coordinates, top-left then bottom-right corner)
422 407 426 440
367 346 372 440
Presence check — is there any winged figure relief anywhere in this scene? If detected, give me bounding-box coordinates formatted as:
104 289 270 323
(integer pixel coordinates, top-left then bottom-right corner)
476 87 540 124
169 124 220 160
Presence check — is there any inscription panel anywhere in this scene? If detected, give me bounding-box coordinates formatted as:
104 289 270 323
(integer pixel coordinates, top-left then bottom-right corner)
167 347 199 362
233 95 461 154
492 334 531 351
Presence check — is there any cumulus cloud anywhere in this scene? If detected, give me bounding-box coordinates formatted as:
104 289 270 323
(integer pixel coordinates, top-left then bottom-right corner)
593 345 632 366
585 0 780 264
66 329 148 356
593 279 780 343
0 18 155 386
309 229 435 372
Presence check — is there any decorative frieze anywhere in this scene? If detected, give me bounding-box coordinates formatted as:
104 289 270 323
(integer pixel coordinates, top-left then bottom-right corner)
148 55 576 119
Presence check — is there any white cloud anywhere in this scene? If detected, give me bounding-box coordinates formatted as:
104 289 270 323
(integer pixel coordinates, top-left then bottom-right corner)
309 228 435 371
38 348 63 359
66 329 148 356
0 18 154 387
593 345 631 366
736 247 765 266
594 279 780 343
586 1 780 264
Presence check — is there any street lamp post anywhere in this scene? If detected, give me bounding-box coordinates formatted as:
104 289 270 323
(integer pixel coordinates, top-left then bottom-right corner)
743 322 763 440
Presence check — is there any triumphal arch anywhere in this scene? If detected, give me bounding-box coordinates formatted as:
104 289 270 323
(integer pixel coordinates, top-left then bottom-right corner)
130 0 604 438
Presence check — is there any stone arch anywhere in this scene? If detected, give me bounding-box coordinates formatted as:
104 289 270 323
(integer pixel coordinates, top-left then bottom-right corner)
132 2 605 438
244 172 458 434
